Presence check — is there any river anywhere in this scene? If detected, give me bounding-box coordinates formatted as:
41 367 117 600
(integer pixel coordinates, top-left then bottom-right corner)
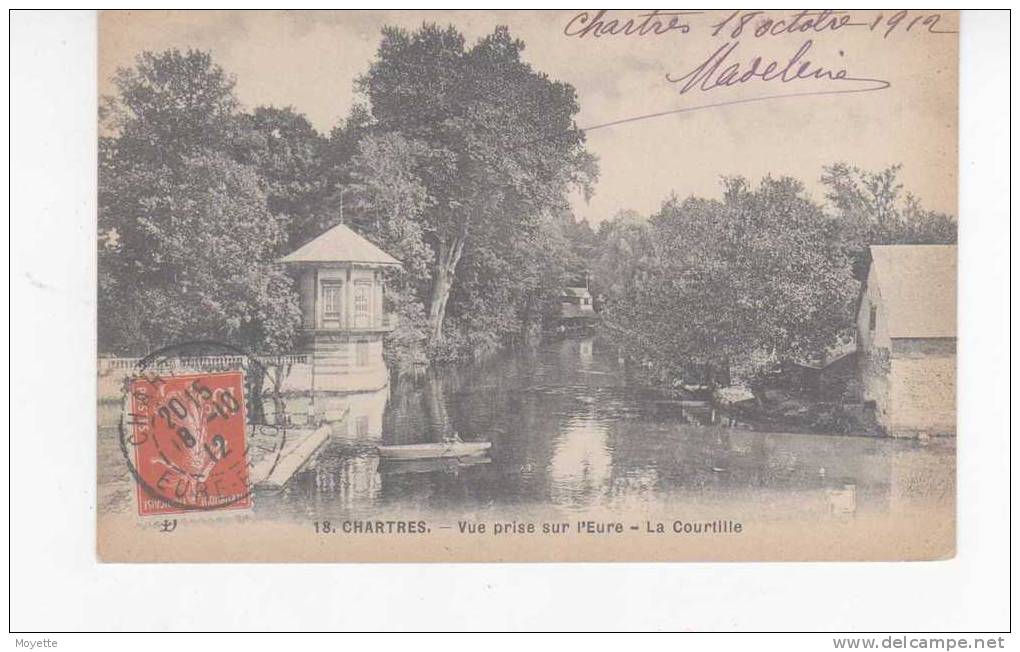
256 336 956 528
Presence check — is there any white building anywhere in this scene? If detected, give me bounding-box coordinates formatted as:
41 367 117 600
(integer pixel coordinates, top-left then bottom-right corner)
279 223 401 395
856 245 956 437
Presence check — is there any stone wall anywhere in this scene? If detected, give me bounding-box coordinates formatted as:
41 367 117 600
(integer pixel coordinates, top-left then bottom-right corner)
888 355 956 436
857 265 892 428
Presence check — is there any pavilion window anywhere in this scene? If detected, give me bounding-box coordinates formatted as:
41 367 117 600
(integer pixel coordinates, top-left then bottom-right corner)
321 281 344 325
354 281 372 327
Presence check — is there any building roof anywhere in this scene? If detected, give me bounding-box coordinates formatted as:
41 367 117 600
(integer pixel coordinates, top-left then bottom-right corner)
868 244 956 338
562 287 591 298
278 223 401 266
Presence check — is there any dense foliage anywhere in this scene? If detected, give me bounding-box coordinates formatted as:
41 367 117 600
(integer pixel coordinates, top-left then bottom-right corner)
98 30 598 365
598 177 858 390
593 167 957 392
98 40 956 391
349 24 597 357
98 51 302 355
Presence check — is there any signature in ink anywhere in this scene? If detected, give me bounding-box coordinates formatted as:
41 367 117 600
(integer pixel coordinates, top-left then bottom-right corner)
574 39 891 136
666 39 890 96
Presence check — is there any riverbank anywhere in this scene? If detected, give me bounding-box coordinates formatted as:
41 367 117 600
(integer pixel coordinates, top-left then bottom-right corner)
723 390 874 436
599 340 873 435
603 373 840 435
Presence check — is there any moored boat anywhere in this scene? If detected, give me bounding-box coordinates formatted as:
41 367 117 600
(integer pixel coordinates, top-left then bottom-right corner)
376 441 491 460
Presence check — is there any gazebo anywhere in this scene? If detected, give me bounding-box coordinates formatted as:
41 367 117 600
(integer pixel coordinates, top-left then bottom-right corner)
279 223 401 395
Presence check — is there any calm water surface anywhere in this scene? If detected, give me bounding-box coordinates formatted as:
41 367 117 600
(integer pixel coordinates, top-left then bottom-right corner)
256 337 955 523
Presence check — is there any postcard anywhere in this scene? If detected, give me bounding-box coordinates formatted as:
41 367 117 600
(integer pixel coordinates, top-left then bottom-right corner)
96 9 958 562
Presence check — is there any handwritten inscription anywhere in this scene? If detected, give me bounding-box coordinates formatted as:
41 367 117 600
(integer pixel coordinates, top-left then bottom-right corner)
667 39 889 96
563 10 953 99
711 9 953 40
710 9 863 39
564 10 700 38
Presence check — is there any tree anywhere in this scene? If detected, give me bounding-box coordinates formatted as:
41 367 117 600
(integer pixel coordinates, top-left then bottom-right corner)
590 209 654 300
100 152 300 353
98 50 301 357
102 50 241 167
237 106 331 250
346 131 438 284
357 23 597 344
346 131 440 366
603 177 859 391
446 206 580 354
821 163 957 249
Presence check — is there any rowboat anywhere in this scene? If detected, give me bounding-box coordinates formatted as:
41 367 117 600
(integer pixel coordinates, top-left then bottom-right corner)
376 441 491 460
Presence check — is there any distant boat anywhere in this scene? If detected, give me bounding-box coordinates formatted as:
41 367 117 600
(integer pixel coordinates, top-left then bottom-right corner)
376 441 492 460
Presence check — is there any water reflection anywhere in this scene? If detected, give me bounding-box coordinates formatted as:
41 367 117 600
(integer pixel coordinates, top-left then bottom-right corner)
548 412 612 507
256 336 955 523
330 387 388 440
313 456 381 508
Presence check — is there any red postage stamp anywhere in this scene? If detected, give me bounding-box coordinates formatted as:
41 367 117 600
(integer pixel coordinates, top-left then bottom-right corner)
127 371 251 516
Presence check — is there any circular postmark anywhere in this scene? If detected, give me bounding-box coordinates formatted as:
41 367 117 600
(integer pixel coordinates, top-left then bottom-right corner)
117 340 289 515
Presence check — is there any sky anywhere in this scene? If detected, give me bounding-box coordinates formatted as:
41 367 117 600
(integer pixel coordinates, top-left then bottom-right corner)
99 10 959 224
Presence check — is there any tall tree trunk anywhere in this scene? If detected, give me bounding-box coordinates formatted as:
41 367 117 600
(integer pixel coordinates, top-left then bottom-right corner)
247 369 266 425
427 237 465 344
